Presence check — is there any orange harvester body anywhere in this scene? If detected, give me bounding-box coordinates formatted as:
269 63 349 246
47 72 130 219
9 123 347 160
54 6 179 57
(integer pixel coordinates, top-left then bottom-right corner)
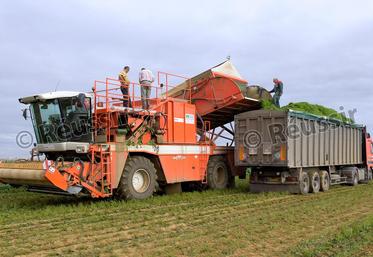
41 61 261 197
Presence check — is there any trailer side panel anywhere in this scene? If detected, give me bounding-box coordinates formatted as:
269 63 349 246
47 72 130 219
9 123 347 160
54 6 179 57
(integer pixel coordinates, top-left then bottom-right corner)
235 110 364 168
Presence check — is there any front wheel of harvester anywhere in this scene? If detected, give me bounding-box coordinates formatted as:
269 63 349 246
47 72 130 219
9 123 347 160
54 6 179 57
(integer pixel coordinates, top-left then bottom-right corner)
116 156 157 200
298 171 310 195
308 170 320 193
319 170 330 192
207 156 229 189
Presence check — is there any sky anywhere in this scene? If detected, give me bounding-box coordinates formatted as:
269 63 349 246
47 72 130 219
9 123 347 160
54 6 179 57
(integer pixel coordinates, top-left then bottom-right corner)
0 0 372 158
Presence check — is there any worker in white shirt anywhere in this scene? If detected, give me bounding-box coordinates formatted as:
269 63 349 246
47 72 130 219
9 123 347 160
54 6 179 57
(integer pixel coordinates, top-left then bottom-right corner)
139 67 154 110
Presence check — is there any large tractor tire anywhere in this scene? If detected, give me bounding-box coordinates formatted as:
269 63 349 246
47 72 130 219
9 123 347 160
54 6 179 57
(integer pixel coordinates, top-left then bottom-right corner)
298 171 310 195
116 156 157 200
207 156 230 189
308 170 320 193
319 170 330 192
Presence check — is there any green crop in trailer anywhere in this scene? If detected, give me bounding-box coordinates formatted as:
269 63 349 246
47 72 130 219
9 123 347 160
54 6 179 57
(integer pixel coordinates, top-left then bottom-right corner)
261 100 354 123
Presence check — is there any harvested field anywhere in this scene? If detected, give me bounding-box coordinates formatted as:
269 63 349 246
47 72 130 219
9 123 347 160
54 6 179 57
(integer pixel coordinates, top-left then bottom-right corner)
0 180 372 257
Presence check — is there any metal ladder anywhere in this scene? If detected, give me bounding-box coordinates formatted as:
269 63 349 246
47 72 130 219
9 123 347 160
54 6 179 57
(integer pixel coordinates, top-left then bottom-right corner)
199 144 209 184
199 121 211 184
87 145 112 197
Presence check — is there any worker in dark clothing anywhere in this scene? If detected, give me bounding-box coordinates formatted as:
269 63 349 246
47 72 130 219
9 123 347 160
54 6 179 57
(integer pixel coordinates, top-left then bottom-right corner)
118 66 132 108
269 78 283 107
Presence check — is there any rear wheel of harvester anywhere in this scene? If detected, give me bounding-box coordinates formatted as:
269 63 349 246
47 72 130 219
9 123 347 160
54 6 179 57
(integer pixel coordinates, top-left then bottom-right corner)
319 170 330 192
298 171 310 195
308 170 320 193
115 156 157 200
207 156 230 189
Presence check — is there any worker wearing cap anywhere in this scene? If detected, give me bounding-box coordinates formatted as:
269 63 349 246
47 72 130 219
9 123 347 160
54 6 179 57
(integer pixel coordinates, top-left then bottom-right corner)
119 66 132 108
139 67 154 110
269 78 283 107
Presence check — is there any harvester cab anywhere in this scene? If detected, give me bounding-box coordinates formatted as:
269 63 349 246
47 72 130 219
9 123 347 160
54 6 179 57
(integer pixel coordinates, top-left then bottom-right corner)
19 91 93 160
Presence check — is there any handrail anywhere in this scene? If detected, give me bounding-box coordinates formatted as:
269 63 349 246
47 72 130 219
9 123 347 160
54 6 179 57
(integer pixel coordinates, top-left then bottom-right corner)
93 71 191 112
157 71 191 100
92 71 191 143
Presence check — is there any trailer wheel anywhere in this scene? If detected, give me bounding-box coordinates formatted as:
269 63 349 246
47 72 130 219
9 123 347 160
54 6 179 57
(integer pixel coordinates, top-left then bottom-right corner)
116 156 157 200
299 171 310 195
319 170 330 192
309 171 320 193
207 156 229 189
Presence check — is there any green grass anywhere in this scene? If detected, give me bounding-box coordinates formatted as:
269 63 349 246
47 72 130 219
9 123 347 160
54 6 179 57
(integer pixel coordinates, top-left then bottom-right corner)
291 214 373 257
261 100 353 123
0 181 373 257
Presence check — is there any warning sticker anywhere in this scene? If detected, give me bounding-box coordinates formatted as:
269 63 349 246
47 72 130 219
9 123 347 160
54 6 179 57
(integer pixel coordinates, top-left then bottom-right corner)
185 114 195 124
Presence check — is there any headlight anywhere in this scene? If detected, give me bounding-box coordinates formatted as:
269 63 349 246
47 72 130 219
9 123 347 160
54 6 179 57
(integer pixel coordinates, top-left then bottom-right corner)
76 145 88 153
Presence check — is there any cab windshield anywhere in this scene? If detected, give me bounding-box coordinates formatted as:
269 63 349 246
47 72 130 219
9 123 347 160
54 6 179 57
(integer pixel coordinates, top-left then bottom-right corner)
30 95 92 144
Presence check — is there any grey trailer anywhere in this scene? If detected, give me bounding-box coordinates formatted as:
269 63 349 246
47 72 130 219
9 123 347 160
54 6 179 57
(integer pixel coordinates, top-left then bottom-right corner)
235 110 373 194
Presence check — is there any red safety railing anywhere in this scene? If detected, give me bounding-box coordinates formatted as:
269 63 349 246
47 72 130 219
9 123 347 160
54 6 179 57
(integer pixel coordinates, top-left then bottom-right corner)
92 71 191 141
93 79 161 112
93 71 191 113
157 71 192 101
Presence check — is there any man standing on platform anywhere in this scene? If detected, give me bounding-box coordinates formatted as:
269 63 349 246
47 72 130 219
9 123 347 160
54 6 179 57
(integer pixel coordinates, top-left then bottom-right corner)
139 67 154 110
119 66 132 108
